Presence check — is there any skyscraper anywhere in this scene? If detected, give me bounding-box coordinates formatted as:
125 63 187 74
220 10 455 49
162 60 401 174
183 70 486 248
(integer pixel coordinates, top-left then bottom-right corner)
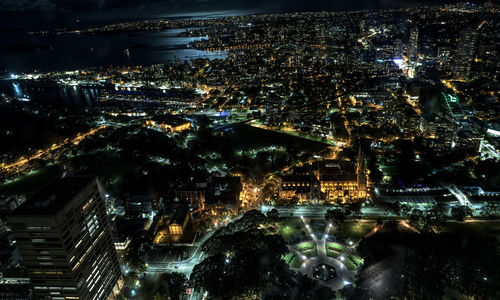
8 176 122 300
453 28 478 79
408 26 419 63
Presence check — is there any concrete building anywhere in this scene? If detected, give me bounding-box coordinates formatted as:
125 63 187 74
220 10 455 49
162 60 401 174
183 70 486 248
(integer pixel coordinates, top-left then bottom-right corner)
280 149 367 205
205 177 243 212
175 183 207 210
452 28 478 79
167 205 191 236
315 160 366 204
144 115 191 133
8 177 122 300
279 175 322 204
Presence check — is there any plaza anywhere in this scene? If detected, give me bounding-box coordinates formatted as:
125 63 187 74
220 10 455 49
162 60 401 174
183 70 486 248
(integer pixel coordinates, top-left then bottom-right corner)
284 216 372 290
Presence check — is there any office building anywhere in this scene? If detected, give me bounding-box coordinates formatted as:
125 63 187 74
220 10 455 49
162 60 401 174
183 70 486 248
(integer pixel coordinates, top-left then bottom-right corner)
8 177 122 300
453 28 478 79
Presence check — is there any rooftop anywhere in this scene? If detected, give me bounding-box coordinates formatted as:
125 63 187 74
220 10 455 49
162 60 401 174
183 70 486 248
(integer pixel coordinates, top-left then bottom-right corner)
169 204 190 225
152 114 190 127
11 176 96 216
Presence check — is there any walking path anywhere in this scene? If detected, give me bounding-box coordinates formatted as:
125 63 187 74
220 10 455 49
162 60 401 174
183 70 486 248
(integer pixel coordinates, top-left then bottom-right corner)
291 217 359 290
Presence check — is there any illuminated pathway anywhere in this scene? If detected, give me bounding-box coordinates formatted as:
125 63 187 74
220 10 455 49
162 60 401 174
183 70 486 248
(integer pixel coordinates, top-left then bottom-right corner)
447 184 472 207
287 217 359 290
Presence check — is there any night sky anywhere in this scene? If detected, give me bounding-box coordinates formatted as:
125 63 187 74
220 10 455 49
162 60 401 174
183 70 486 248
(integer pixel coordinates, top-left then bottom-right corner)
0 0 475 13
0 0 484 32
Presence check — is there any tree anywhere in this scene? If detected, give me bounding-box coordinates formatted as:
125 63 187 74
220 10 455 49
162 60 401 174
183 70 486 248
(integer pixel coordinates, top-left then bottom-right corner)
192 231 289 298
123 271 139 289
125 252 147 274
266 208 280 222
325 208 347 229
451 206 473 222
399 203 411 217
382 202 400 216
480 203 500 218
158 272 187 300
234 209 268 230
353 231 500 300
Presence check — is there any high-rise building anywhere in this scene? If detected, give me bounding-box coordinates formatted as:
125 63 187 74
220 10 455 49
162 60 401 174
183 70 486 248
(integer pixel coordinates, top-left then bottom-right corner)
453 28 478 79
408 26 419 63
8 176 122 300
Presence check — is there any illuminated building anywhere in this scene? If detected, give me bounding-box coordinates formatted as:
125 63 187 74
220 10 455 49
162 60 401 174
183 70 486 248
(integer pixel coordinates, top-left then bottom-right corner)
280 150 367 204
167 205 191 236
408 26 419 63
452 28 478 79
315 159 366 204
375 187 459 206
144 115 191 133
279 175 322 204
8 177 122 300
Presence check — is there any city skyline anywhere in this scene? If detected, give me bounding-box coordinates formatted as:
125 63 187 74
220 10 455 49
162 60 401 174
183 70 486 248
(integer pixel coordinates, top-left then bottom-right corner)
0 1 499 299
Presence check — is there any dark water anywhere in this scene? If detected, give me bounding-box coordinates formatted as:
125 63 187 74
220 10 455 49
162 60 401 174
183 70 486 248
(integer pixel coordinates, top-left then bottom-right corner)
0 10 247 106
0 9 260 73
0 80 100 109
0 28 227 73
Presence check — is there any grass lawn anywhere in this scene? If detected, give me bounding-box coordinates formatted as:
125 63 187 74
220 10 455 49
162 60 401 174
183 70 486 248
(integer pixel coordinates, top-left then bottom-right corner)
72 151 139 177
230 125 329 153
333 221 376 243
283 252 294 264
440 221 500 236
326 243 345 252
296 242 317 258
283 252 303 268
275 218 307 243
296 241 315 251
343 257 358 271
349 254 364 267
0 164 61 194
301 248 318 258
326 248 342 258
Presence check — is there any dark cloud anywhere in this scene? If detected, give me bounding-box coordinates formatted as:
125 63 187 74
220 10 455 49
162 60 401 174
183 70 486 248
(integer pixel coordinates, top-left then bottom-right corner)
0 0 470 12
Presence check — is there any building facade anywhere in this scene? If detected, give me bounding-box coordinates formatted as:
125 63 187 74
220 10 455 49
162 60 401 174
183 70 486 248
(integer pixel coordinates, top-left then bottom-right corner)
279 154 367 205
8 177 122 300
144 115 191 133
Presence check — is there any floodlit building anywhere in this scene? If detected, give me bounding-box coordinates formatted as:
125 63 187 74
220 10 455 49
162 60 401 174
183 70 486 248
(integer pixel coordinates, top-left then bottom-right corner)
144 115 191 133
8 177 122 300
315 159 366 204
167 205 191 235
280 149 367 204
279 175 322 204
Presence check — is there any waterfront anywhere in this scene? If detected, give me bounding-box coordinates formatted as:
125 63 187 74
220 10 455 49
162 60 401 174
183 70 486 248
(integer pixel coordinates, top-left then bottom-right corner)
0 28 227 73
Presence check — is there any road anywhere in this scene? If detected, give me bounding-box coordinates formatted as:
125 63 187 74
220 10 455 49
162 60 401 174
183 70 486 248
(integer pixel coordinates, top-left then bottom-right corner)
146 228 214 275
261 205 390 218
0 126 107 180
